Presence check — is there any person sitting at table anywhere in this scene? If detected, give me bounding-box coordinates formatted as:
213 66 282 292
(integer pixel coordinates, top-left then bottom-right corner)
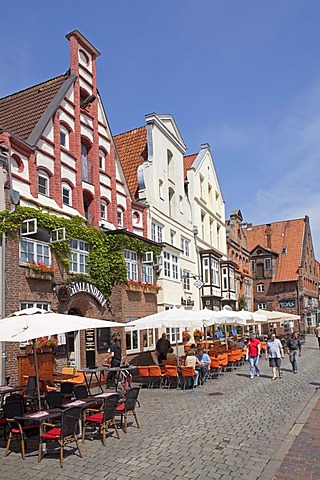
215 328 224 339
184 349 202 388
196 348 210 383
107 337 121 388
166 347 177 361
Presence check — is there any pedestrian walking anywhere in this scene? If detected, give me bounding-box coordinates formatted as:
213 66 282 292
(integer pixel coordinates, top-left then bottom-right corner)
246 332 261 379
286 332 301 373
265 333 284 380
315 325 320 349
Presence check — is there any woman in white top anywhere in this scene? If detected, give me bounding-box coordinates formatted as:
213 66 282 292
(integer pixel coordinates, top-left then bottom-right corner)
184 349 202 387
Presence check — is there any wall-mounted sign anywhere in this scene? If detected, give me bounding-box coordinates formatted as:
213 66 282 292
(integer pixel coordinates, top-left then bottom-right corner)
279 299 295 309
181 297 195 307
68 281 107 307
57 286 70 304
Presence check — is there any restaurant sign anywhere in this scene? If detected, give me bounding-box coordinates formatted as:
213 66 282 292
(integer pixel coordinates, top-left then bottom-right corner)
68 281 107 307
279 299 295 309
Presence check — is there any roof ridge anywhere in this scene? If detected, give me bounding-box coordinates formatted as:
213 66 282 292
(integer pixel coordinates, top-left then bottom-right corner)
114 125 146 138
249 217 305 228
183 152 198 159
0 71 70 102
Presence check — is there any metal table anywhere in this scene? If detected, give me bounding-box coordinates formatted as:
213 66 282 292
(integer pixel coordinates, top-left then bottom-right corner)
77 367 109 394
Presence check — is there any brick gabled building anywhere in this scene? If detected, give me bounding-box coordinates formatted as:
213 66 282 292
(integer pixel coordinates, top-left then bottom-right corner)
244 216 319 333
0 31 159 384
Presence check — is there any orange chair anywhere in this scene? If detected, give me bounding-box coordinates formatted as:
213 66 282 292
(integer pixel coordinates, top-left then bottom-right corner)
137 366 150 388
164 365 180 389
217 354 228 372
67 371 85 385
180 366 198 390
209 357 221 378
148 366 165 388
61 367 74 376
162 359 178 366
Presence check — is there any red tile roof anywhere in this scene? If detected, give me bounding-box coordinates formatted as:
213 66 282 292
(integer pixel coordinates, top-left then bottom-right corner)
183 153 197 179
0 73 69 141
244 218 306 282
114 126 147 199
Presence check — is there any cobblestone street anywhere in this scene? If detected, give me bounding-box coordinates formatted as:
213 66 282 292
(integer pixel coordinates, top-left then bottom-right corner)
0 335 319 480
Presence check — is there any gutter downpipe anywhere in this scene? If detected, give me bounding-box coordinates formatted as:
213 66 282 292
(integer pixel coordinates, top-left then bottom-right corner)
0 145 19 385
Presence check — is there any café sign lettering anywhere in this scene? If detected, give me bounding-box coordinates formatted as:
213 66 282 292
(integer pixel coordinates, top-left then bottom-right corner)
279 299 295 309
68 281 107 307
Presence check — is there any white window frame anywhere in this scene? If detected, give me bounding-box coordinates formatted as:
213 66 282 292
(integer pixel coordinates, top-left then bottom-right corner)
117 208 124 227
163 250 179 280
151 221 163 243
38 170 49 196
203 257 210 285
101 201 108 221
21 218 37 236
62 183 72 206
264 258 271 270
222 267 228 290
50 228 66 243
229 268 235 291
20 238 51 266
183 270 191 291
19 302 51 347
142 264 153 284
124 249 138 280
126 329 139 354
69 239 89 274
142 328 156 351
211 258 220 287
60 126 69 149
258 302 266 309
257 283 265 293
99 149 106 170
81 143 89 182
181 237 190 257
165 327 182 344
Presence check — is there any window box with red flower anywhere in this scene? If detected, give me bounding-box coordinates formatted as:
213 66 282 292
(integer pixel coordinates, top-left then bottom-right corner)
25 262 58 280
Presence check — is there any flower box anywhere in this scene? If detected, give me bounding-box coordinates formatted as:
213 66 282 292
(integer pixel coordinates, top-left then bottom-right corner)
25 269 53 281
126 283 143 292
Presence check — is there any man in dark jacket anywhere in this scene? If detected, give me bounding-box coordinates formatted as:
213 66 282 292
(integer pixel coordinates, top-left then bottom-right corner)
286 332 302 373
156 333 171 362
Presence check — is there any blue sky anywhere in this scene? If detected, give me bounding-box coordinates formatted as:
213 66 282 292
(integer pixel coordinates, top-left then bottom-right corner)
1 1 320 256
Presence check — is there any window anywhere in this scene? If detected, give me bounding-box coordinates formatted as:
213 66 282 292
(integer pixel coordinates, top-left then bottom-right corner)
81 143 89 181
142 328 155 351
163 251 179 280
151 221 163 243
229 268 235 291
183 270 191 291
101 201 108 220
69 239 89 274
251 260 256 273
20 301 50 311
97 328 111 353
21 218 37 236
264 258 271 270
20 238 51 266
99 150 105 170
222 267 228 290
170 230 175 246
117 208 124 227
181 237 190 256
142 264 153 284
203 257 210 284
200 175 204 199
62 183 72 206
165 327 181 344
132 211 140 225
212 258 220 286
209 219 213 247
124 250 138 280
38 171 49 196
217 225 221 250
201 212 205 238
282 247 287 254
50 228 65 243
60 127 69 149
126 329 139 353
258 302 266 309
257 283 265 292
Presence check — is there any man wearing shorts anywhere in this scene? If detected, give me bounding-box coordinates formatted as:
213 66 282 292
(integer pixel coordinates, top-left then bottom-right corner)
265 333 284 380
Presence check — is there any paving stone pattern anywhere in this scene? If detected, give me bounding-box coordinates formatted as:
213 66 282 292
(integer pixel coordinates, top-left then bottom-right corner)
0 336 319 480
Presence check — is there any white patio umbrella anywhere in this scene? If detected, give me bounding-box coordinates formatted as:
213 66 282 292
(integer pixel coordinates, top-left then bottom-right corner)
0 308 124 409
254 309 300 323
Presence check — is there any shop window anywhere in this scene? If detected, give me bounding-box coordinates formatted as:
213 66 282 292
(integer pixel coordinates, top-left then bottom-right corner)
142 328 155 351
126 329 139 353
165 327 181 344
97 328 111 353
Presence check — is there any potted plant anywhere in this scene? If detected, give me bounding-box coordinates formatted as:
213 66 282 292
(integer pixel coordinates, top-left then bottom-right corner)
35 336 58 352
193 328 204 342
182 331 191 344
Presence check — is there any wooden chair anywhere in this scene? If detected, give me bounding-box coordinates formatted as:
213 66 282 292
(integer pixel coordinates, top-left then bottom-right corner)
38 406 83 467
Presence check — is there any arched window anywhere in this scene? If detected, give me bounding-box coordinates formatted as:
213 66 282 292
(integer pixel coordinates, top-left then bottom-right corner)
62 182 72 206
38 170 49 196
81 142 92 182
99 149 106 171
101 200 108 220
117 207 124 227
60 126 69 149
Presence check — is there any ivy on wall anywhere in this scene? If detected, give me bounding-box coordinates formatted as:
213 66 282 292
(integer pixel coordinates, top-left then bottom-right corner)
0 206 161 297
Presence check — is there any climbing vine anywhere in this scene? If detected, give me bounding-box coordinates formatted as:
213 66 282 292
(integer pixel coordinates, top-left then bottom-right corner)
0 206 161 297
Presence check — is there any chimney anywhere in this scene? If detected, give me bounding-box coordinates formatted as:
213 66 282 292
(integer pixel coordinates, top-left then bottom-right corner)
266 224 272 249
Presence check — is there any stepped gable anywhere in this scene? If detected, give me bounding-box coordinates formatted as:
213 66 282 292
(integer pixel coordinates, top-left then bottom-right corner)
183 153 197 179
245 218 305 282
114 126 147 199
0 73 69 141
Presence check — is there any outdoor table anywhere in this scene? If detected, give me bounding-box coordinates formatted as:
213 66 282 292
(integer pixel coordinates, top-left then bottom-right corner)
52 371 78 384
0 385 24 409
77 367 110 394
